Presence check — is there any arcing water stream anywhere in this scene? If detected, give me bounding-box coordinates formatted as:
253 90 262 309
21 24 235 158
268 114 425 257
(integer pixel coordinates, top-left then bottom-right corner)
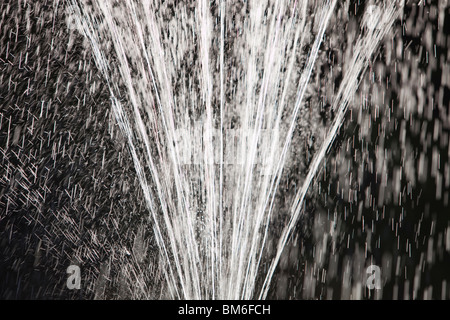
67 0 403 299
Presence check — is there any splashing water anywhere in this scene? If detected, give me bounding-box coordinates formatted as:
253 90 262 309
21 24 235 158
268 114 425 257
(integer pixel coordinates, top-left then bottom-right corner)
66 0 404 299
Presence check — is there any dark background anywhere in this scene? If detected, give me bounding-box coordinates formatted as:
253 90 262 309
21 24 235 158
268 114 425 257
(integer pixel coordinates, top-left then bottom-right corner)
0 0 449 299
